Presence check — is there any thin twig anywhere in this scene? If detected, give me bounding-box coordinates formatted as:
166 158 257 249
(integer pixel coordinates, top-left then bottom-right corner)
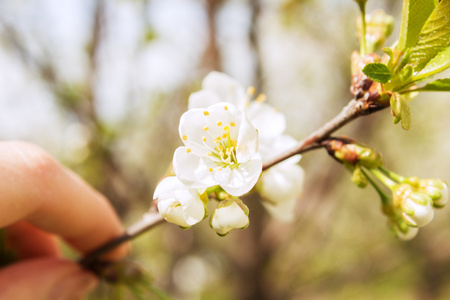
262 99 363 170
79 212 164 268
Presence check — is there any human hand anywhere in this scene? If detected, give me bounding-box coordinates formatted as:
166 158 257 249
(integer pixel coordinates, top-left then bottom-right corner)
0 142 129 299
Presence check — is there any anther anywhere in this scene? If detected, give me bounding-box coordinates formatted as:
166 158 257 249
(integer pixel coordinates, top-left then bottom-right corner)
255 93 266 103
182 135 187 140
230 122 235 127
209 168 213 172
247 86 255 95
216 121 222 126
203 126 209 131
186 148 191 153
224 106 228 111
204 111 209 116
202 136 207 142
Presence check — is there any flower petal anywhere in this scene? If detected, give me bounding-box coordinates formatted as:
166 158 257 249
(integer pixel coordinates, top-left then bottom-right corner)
202 71 247 110
211 199 249 235
173 147 217 188
175 189 205 225
235 114 259 163
214 158 262 196
245 102 286 138
188 90 221 110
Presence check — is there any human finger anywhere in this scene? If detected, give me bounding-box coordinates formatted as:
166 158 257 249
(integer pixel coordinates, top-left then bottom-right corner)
0 257 98 300
0 141 128 260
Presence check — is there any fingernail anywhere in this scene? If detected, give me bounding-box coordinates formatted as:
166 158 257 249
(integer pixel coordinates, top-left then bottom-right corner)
50 271 98 300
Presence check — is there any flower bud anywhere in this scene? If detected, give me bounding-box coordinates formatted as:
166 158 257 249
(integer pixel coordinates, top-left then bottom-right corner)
390 219 419 241
393 184 434 227
418 179 448 208
210 198 249 236
154 177 207 228
357 10 395 52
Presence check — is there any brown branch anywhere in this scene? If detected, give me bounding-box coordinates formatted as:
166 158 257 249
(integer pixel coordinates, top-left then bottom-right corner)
262 99 365 170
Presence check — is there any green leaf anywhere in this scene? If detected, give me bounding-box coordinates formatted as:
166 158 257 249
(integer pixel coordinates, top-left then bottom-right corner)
412 46 450 81
398 0 436 51
416 78 450 91
362 63 393 83
408 0 450 73
390 93 411 130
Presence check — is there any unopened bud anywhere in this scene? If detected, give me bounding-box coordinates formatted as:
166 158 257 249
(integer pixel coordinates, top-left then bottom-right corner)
357 10 394 52
390 220 419 241
393 184 434 227
419 179 449 208
324 138 383 169
351 166 368 188
210 198 249 236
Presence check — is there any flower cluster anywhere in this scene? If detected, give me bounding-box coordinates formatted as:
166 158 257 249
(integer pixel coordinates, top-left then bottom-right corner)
153 72 305 235
325 138 448 240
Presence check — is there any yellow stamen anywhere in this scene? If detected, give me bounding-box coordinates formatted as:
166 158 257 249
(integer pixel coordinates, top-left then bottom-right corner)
247 86 255 95
223 126 230 131
209 168 213 172
207 152 212 156
255 93 266 103
222 133 227 139
203 126 209 131
218 145 224 151
186 148 191 153
230 122 235 127
202 136 207 142
216 121 222 126
182 135 187 140
224 106 228 111
232 140 237 147
204 111 209 116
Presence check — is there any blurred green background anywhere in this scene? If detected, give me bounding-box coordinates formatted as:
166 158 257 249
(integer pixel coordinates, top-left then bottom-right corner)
1 0 450 299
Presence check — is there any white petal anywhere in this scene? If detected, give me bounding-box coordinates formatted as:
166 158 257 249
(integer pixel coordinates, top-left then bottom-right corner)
179 102 241 156
175 189 205 225
214 158 262 196
245 102 286 138
211 202 249 235
202 72 247 110
236 114 259 163
154 177 206 227
153 176 186 199
173 147 217 188
188 90 221 110
157 198 191 227
258 164 304 205
402 198 434 227
394 226 419 241
261 197 296 222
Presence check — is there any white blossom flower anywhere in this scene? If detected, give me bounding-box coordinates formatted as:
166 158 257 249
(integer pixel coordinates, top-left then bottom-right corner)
188 71 248 111
174 102 262 197
210 198 249 236
257 163 304 222
154 176 206 228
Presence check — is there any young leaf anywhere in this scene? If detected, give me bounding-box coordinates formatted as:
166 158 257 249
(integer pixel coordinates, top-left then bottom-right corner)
362 63 393 83
415 79 450 92
408 0 450 73
390 93 411 130
398 0 436 51
412 46 450 82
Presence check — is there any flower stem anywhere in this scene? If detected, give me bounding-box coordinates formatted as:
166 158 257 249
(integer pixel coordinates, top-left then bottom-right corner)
370 168 397 189
358 1 367 55
378 166 405 183
360 167 391 205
